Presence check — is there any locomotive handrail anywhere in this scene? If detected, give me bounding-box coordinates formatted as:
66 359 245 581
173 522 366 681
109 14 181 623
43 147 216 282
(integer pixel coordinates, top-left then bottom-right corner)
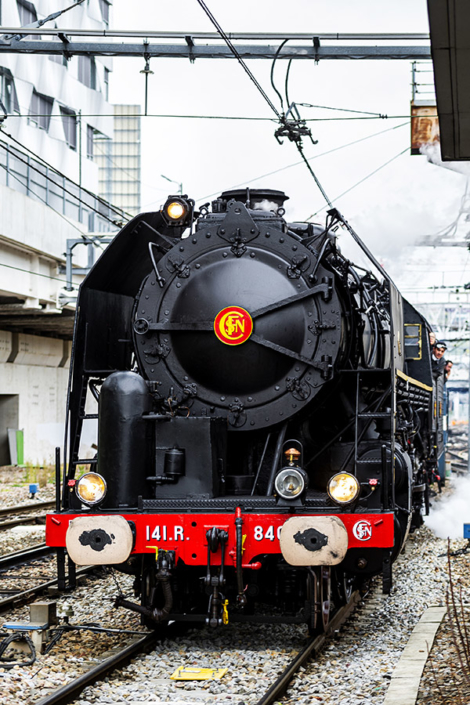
136 281 331 334
250 281 331 318
141 320 213 331
250 334 323 370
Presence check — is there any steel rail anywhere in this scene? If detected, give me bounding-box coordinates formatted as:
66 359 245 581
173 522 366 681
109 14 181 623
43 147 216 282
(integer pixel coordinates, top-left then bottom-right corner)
0 514 47 531
0 566 93 613
0 543 54 570
34 631 163 705
256 590 362 705
0 500 55 518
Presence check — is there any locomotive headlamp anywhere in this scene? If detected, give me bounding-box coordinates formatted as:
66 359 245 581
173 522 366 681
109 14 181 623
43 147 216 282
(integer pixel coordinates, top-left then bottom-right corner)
275 467 307 500
162 195 192 225
76 472 107 506
166 200 186 220
327 472 360 506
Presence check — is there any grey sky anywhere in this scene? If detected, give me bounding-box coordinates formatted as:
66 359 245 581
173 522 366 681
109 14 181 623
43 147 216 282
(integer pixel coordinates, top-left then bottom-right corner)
109 0 466 276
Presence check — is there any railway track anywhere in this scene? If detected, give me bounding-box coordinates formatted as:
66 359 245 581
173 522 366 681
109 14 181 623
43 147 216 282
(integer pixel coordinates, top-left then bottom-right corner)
0 500 55 531
0 565 94 613
0 542 54 570
30 591 363 705
0 544 92 613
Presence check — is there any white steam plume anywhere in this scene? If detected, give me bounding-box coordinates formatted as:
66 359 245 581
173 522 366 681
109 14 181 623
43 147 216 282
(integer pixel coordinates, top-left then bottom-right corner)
421 143 470 177
253 199 279 212
425 475 470 539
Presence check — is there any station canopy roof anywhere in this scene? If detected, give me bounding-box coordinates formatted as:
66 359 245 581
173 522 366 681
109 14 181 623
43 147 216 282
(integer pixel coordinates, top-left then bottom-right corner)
428 0 470 160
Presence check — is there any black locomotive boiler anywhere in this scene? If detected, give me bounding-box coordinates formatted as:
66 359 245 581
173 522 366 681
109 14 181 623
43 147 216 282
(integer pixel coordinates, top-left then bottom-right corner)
46 188 442 632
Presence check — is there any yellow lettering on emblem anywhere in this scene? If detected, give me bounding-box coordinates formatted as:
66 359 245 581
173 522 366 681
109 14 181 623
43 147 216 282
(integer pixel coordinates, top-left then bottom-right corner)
219 312 244 340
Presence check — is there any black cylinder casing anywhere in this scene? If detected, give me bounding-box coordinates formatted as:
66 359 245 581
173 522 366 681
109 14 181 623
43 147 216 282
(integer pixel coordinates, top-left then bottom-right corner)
98 371 152 508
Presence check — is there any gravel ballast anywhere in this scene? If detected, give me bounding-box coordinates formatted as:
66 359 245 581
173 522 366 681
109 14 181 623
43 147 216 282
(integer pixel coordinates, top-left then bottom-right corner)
0 469 468 704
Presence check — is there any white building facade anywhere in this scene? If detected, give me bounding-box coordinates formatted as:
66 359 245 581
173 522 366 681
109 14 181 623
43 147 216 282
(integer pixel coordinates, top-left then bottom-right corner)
0 0 117 466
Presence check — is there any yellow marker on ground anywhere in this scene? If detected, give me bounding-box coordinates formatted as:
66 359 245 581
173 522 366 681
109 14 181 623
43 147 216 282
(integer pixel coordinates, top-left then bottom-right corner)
170 666 228 681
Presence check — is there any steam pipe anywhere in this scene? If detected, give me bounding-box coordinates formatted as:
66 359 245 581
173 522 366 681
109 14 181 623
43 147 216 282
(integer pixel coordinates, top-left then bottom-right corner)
115 573 173 623
251 432 271 495
266 423 288 495
235 507 247 606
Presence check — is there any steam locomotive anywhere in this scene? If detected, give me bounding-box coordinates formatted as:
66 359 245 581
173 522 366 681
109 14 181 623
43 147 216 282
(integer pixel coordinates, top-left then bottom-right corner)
46 188 443 632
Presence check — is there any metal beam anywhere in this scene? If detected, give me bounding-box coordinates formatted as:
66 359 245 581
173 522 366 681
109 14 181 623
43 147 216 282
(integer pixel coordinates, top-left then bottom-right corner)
0 40 432 60
0 28 431 40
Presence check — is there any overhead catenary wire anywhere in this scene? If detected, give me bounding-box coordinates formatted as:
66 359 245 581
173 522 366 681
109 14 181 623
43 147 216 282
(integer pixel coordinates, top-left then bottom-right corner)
2 0 85 41
306 146 409 220
0 261 70 284
4 112 433 122
296 142 333 209
195 0 337 213
192 121 409 205
298 102 389 118
195 0 282 120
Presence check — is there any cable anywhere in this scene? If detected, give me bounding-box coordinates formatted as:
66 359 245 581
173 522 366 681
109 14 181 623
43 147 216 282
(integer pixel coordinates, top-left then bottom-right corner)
0 127 132 222
296 142 333 209
195 0 281 119
0 632 36 668
0 161 99 242
0 261 67 283
0 140 123 228
298 102 389 118
285 59 293 111
306 147 409 220
7 112 276 121
199 3 334 214
93 140 142 185
270 39 289 112
5 112 427 122
2 0 85 41
171 121 409 208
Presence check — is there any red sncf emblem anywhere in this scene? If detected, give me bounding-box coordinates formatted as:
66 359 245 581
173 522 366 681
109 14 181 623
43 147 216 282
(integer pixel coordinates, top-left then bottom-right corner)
214 306 253 346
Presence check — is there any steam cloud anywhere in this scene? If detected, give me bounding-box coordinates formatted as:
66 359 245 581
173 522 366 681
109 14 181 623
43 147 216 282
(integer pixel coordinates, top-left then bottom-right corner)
420 143 470 177
253 199 279 212
425 474 470 539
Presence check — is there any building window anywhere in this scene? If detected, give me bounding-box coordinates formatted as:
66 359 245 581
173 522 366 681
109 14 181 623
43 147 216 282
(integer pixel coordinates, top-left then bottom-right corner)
78 55 96 89
87 124 94 159
29 91 53 131
104 67 110 101
99 0 110 27
60 107 77 150
17 0 37 25
0 70 19 113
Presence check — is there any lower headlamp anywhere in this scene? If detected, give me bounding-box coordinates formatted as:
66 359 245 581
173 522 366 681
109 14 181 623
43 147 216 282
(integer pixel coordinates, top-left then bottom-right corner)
275 467 307 500
76 472 107 506
327 472 360 506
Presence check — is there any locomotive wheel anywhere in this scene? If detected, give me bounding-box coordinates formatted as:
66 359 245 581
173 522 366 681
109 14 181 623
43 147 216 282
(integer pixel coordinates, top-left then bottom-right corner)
333 569 355 606
320 566 331 632
307 567 331 635
306 570 318 635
